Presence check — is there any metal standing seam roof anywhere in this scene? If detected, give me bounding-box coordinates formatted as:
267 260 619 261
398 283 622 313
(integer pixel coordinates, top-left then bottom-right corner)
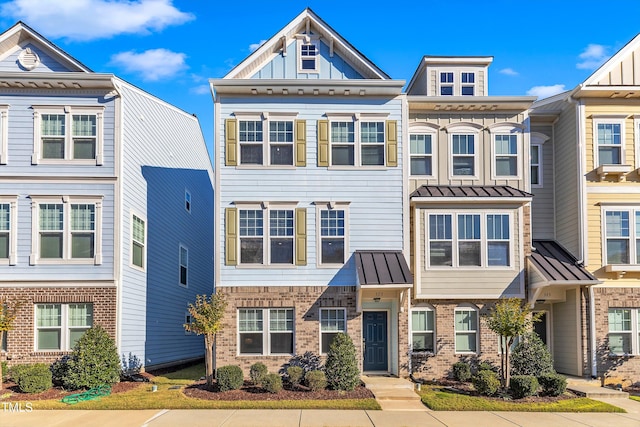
529 240 598 283
411 185 533 199
354 250 413 286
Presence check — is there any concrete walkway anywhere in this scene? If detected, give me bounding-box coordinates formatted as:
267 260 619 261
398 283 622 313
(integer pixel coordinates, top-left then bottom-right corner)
361 375 426 411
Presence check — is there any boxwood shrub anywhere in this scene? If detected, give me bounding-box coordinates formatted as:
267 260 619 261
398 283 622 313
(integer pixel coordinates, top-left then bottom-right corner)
262 373 283 393
538 373 567 396
453 361 471 382
510 375 539 399
15 363 52 394
249 362 268 387
472 370 500 396
286 366 304 387
305 370 327 391
216 365 243 391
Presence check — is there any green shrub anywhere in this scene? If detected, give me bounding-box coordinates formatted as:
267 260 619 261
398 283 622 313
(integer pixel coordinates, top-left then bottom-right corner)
1 361 8 381
511 333 554 377
472 370 500 396
281 352 322 377
306 370 327 391
9 364 27 383
287 366 304 387
62 326 121 390
453 361 471 382
262 373 283 393
216 365 244 391
476 361 497 373
510 375 539 399
249 362 268 386
15 363 52 394
50 356 70 386
538 373 567 396
325 333 360 391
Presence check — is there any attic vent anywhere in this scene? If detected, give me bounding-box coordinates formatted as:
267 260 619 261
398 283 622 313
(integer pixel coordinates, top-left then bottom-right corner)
18 48 40 71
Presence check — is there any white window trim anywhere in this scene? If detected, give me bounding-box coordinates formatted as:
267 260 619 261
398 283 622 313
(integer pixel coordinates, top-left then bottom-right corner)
635 116 640 169
296 36 320 74
0 196 18 265
236 202 298 267
235 112 298 168
436 69 478 96
601 206 640 267
410 305 436 354
608 308 640 356
408 123 439 178
488 124 523 180
454 304 479 354
425 210 514 269
130 211 146 271
0 105 8 165
237 307 295 356
531 143 543 188
316 202 350 268
326 113 390 169
593 117 626 168
438 71 454 96
32 105 104 165
460 71 476 96
530 132 549 188
34 303 93 352
319 307 347 355
29 195 103 265
179 244 188 287
445 123 482 180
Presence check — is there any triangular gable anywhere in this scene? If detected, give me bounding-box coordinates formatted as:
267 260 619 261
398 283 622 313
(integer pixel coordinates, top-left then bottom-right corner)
0 21 92 73
583 33 640 87
224 8 390 80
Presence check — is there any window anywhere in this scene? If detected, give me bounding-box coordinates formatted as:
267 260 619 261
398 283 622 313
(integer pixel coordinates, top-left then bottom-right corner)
239 207 295 265
179 245 188 286
360 122 385 166
185 190 191 213
238 308 294 355
451 134 476 176
31 197 102 264
494 134 518 177
409 134 433 176
269 209 294 264
234 115 298 167
608 308 640 355
132 214 145 269
531 144 542 186
461 72 475 96
440 72 454 95
0 198 17 265
595 121 623 166
411 308 435 352
319 208 346 265
455 305 478 353
320 308 346 354
324 115 393 167
33 106 103 164
330 121 355 166
269 121 294 165
603 209 640 265
239 120 263 165
35 303 93 351
299 40 319 72
427 212 512 268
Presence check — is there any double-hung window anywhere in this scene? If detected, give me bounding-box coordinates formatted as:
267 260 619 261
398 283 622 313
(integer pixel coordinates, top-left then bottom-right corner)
31 197 102 264
233 114 299 167
320 308 346 354
132 214 145 269
411 308 435 352
269 120 294 165
595 120 623 166
35 303 93 351
238 206 296 265
531 144 542 186
451 134 476 177
324 114 393 167
330 121 355 166
179 245 188 286
360 121 385 166
455 305 478 353
0 197 17 265
409 133 433 176
440 72 454 95
603 209 640 265
239 120 263 165
238 308 294 355
608 308 640 355
319 207 347 265
494 134 518 177
299 39 319 72
33 106 103 164
427 212 512 267
461 72 475 95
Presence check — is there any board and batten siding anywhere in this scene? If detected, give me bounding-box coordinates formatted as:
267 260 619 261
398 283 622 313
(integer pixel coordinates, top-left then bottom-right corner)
416 204 524 298
118 82 213 366
217 96 404 287
530 125 554 239
0 43 73 73
552 287 581 376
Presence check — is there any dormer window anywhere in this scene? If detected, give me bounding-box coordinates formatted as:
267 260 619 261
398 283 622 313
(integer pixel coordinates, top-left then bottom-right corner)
299 41 319 73
461 72 475 96
440 72 454 95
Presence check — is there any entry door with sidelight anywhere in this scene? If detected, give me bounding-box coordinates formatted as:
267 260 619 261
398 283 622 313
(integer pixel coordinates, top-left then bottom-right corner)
363 311 388 371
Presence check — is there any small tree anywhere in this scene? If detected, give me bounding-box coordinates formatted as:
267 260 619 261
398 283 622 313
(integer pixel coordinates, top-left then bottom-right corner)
184 292 227 387
63 325 121 389
484 298 541 388
0 297 23 390
325 333 360 391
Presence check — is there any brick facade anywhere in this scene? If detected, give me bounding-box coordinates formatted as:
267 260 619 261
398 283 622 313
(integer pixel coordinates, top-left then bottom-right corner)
592 286 640 385
0 286 117 367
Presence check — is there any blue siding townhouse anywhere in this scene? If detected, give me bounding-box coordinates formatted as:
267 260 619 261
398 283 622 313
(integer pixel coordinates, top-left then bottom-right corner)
0 22 213 370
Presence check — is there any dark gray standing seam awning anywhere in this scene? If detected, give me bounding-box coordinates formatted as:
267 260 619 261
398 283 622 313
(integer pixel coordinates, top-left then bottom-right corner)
529 240 598 283
354 250 413 285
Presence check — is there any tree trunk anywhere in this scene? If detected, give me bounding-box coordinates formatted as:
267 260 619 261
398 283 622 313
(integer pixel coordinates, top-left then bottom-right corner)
205 334 214 387
505 337 512 388
0 331 4 390
499 335 506 388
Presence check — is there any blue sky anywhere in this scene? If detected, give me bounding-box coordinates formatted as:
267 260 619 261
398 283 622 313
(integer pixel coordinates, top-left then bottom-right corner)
1 0 639 157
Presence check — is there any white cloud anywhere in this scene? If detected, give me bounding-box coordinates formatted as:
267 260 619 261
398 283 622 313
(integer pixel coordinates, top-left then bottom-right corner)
526 84 566 99
499 68 518 76
577 44 610 70
110 49 187 81
249 40 267 52
190 84 210 95
1 0 194 41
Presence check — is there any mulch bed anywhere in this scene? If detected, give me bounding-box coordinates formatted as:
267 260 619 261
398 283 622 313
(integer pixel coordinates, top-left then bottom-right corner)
624 384 640 396
0 379 142 401
183 380 374 401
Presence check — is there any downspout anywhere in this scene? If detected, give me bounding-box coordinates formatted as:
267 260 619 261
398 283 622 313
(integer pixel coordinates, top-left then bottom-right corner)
589 285 597 378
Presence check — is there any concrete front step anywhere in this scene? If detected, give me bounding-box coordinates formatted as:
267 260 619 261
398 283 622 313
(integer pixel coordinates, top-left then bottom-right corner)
371 388 422 401
568 386 630 399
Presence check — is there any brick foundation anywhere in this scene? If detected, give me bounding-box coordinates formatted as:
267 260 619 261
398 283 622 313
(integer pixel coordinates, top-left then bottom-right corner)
0 286 117 366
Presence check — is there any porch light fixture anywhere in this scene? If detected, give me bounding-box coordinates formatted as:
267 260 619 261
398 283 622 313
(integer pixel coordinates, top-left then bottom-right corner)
373 297 381 302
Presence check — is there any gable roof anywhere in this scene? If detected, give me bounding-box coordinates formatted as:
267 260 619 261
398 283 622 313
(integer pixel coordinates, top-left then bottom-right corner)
0 21 92 73
223 8 391 81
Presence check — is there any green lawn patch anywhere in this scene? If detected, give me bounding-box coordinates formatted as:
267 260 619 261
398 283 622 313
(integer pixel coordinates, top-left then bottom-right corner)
630 396 640 403
419 386 625 412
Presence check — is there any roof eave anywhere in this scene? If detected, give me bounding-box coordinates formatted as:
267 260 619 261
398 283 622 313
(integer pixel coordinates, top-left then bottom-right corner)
210 79 405 97
411 197 532 204
408 95 535 111
0 72 115 89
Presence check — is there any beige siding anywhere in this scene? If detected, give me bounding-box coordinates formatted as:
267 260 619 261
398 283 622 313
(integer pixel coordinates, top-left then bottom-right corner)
530 125 555 239
552 288 581 376
595 48 640 86
477 70 486 96
429 69 437 96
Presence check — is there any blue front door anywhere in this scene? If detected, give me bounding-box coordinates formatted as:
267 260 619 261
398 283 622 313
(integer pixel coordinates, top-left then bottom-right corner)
363 311 388 371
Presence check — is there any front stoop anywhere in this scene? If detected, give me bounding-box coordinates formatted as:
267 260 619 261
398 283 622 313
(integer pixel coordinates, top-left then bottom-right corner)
361 375 427 411
566 377 630 399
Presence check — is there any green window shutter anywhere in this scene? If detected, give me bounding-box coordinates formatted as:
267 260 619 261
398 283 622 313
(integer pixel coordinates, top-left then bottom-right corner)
225 119 237 166
317 119 329 167
295 119 307 167
295 208 307 266
225 208 238 266
386 120 398 167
